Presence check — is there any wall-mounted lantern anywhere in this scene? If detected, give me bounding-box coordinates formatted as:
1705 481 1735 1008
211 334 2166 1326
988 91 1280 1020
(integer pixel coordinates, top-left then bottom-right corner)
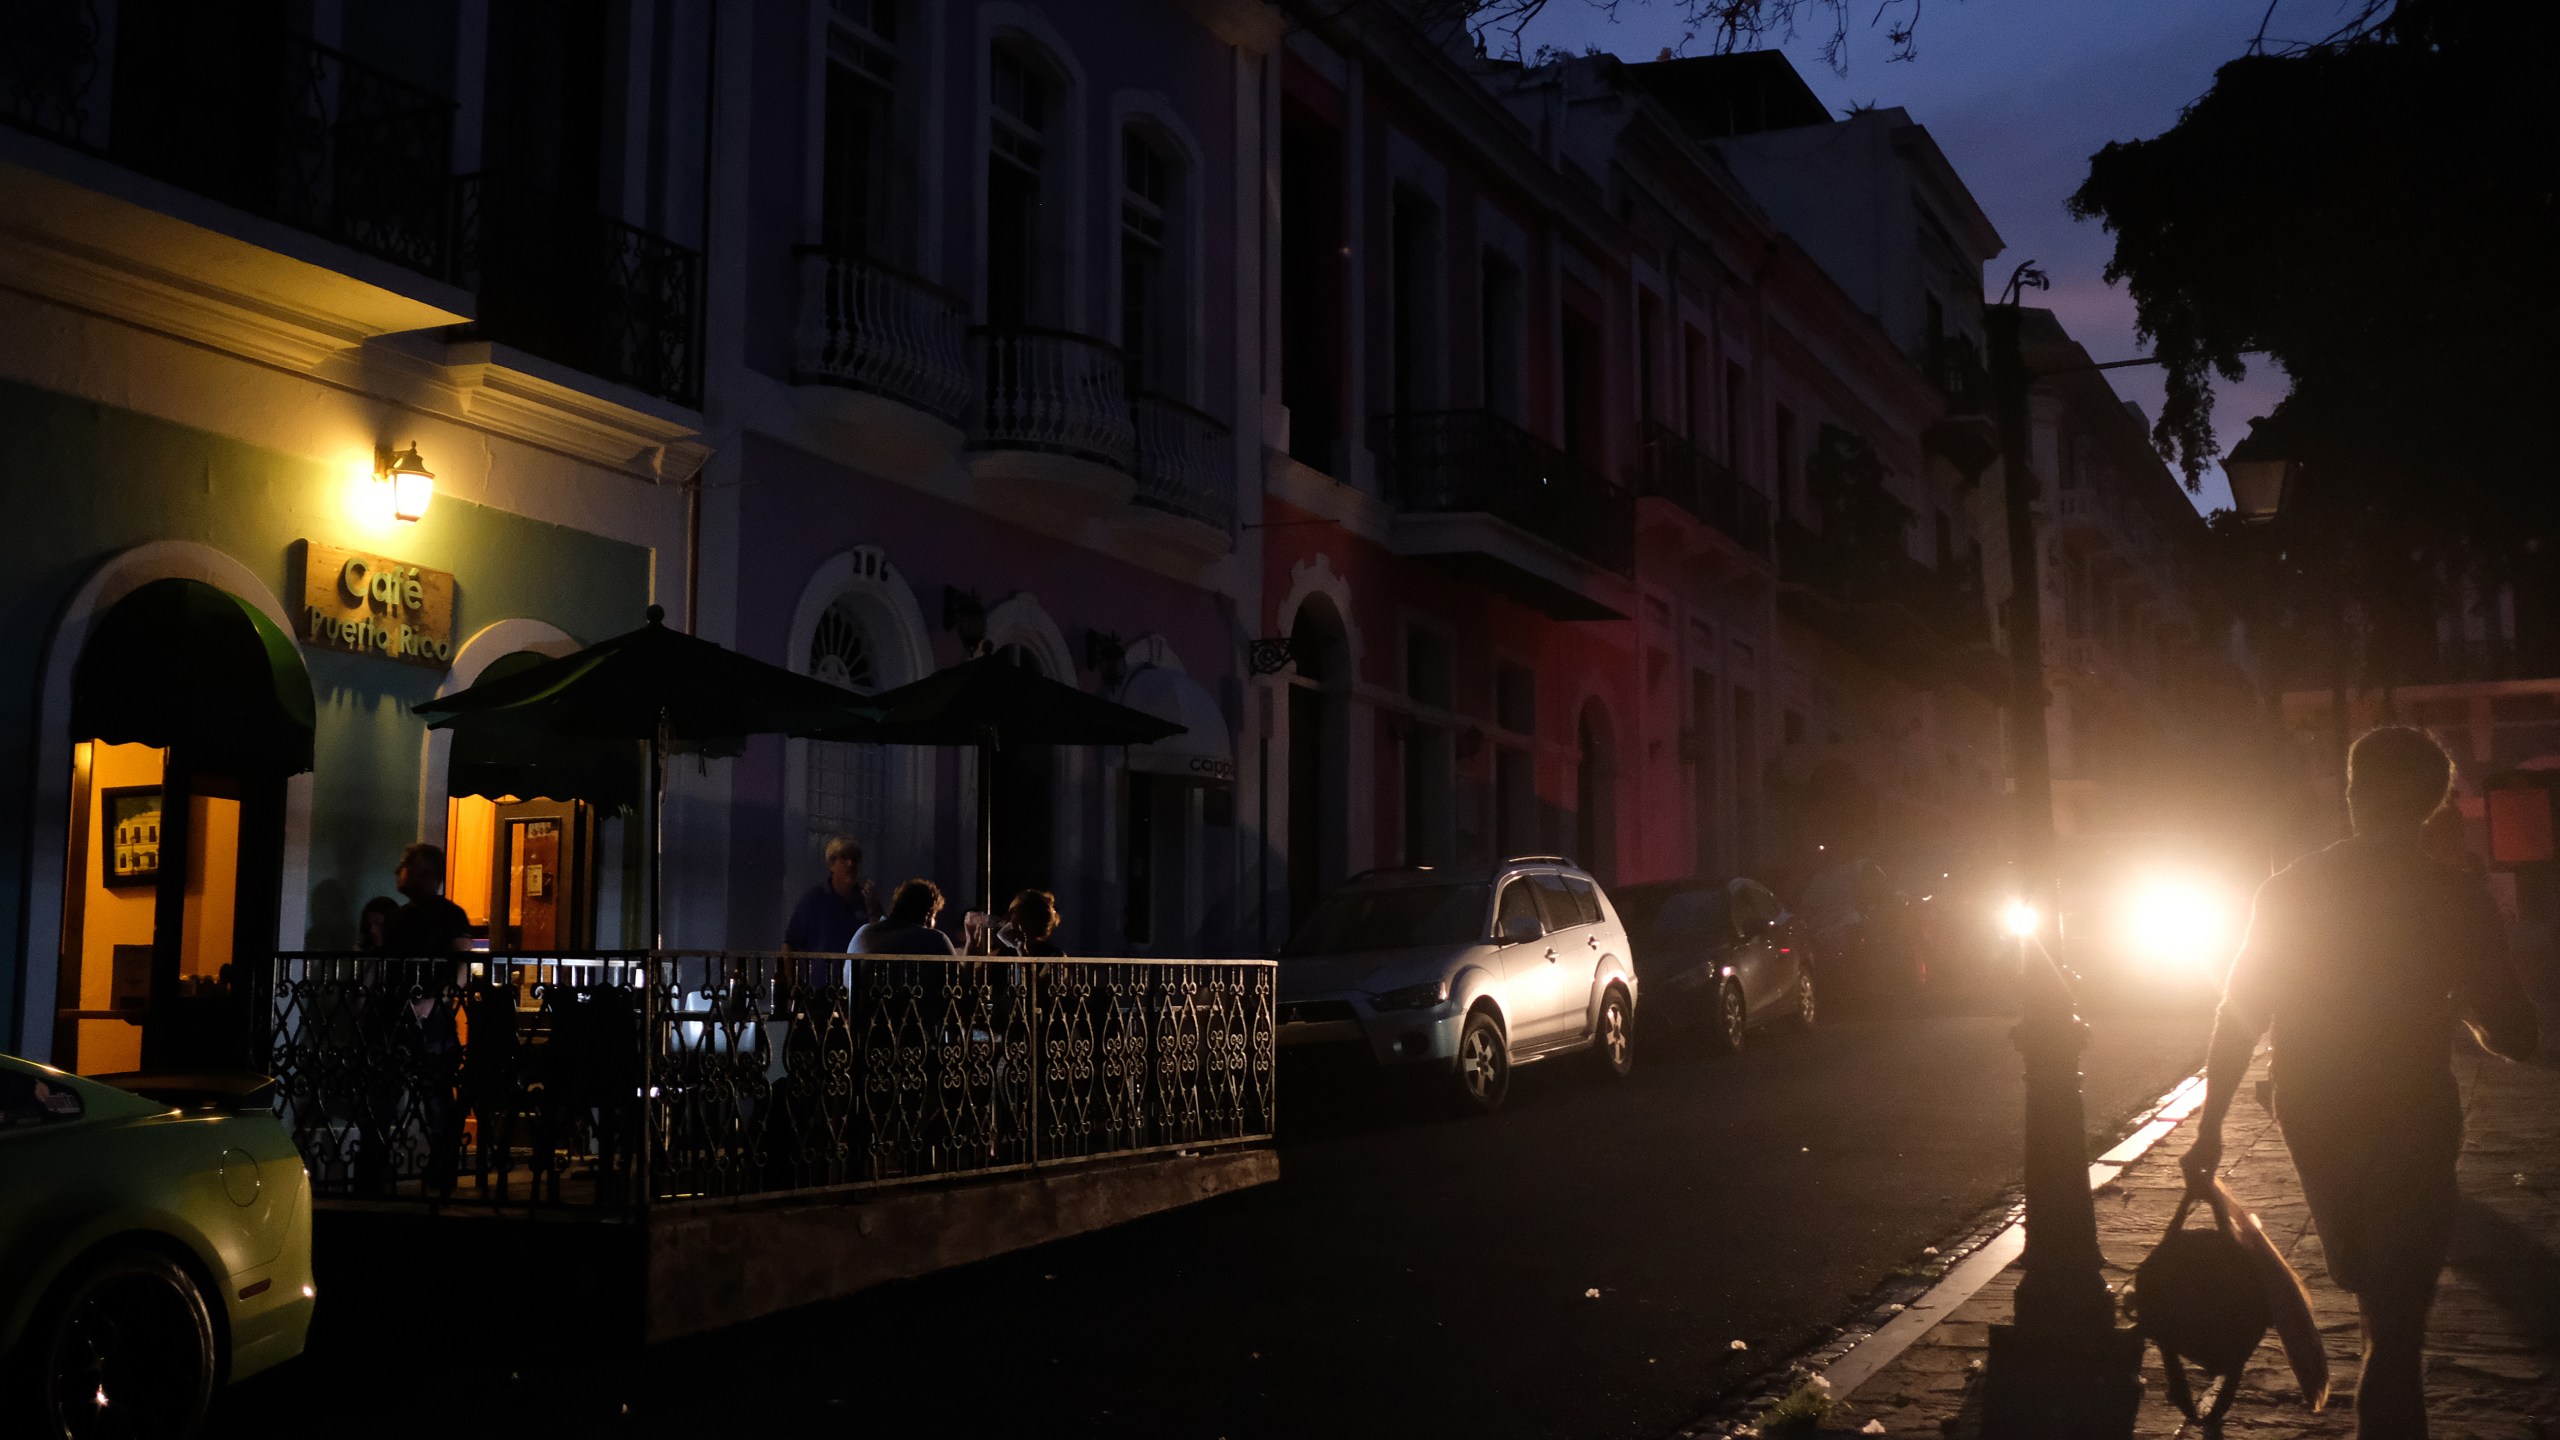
378 443 435 522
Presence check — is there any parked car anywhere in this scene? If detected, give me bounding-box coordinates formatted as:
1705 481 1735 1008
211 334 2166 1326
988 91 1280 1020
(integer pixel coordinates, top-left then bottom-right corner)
1276 859 1640 1112
1798 857 1922 999
1614 876 1814 1051
1 1056 314 1439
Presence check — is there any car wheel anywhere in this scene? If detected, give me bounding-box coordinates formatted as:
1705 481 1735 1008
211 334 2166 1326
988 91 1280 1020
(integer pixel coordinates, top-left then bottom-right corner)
1592 985 1635 1080
1707 980 1748 1054
1454 1009 1511 1114
30 1247 217 1440
1792 970 1819 1028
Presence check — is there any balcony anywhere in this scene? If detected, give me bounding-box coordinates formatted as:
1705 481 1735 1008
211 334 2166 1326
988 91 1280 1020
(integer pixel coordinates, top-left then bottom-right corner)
1372 410 1635 621
1127 389 1236 553
1924 334 2000 478
1779 520 2004 697
1636 421 1771 557
791 246 970 476
965 326 1138 520
451 174 703 409
1 14 454 275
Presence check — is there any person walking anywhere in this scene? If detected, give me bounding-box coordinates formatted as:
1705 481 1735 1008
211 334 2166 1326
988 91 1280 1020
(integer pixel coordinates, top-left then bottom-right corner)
2182 726 2539 1438
785 835 877 952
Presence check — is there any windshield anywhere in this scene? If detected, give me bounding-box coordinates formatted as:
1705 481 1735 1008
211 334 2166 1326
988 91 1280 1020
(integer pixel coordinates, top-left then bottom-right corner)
1283 883 1491 957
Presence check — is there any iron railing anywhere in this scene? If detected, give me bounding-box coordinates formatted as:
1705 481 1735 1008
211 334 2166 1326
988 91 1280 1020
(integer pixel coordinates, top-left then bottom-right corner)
1130 390 1236 536
1372 409 1636 575
452 174 703 408
0 10 454 276
252 950 1275 1210
1779 519 1990 648
1927 333 1992 418
1636 421 1771 557
967 326 1137 472
793 247 972 423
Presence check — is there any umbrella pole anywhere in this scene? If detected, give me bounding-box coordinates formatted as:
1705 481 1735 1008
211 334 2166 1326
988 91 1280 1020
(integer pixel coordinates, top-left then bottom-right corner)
978 738 994 915
651 711 667 952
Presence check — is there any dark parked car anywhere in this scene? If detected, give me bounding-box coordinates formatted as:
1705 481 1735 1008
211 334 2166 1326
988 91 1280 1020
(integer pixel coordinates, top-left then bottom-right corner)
1798 858 1922 999
1614 877 1813 1052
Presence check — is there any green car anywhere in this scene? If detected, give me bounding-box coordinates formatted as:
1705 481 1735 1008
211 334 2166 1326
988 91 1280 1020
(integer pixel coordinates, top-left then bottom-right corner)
0 1055 313 1439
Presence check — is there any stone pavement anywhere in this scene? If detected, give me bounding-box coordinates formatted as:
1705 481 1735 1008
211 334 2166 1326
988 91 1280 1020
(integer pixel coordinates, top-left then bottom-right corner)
1827 1046 2560 1438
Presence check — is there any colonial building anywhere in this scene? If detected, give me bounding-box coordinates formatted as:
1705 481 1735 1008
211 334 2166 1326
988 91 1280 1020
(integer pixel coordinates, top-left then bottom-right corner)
0 2 712 1069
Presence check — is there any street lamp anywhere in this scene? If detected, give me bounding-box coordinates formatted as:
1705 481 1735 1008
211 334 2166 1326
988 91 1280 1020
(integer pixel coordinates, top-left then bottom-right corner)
1978 269 2144 1437
2223 417 2294 522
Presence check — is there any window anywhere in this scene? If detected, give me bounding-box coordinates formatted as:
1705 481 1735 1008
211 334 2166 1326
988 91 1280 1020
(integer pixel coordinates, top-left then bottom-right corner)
1280 112 1344 468
1481 250 1523 422
1689 671 1717 876
1495 879 1542 940
1774 405 1797 521
1562 874 1604 926
1683 327 1710 445
1120 127 1181 391
1406 627 1453 709
821 0 901 256
806 595 887 856
1390 188 1443 414
1723 363 1747 471
1637 291 1662 425
987 45 1055 328
1561 304 1603 466
1529 871 1583 931
1495 663 1536 735
1732 685 1759 862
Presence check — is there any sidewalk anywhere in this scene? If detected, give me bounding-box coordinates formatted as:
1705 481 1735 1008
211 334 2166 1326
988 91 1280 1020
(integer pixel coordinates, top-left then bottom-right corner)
1829 1047 2560 1438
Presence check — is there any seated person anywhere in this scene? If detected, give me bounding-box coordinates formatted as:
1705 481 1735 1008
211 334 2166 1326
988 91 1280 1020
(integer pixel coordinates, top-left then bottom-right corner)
849 879 958 956
994 888 1067 957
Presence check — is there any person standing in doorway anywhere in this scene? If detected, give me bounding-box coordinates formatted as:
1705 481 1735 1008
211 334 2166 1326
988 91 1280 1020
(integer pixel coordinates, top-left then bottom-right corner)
2183 726 2539 1439
785 836 876 952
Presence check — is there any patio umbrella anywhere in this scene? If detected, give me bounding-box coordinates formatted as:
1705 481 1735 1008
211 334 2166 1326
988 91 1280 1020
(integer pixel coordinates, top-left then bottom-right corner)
808 652 1184 911
417 606 879 946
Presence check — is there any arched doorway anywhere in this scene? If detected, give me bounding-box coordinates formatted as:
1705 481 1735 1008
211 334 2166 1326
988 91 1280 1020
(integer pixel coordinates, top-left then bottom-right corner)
1286 597 1350 930
54 578 315 1072
1576 699 1616 883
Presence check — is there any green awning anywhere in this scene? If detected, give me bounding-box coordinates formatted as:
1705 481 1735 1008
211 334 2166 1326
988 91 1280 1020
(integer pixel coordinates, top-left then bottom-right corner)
71 577 316 775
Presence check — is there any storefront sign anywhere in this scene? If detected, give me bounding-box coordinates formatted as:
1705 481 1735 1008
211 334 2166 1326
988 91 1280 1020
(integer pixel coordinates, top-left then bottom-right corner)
297 541 457 668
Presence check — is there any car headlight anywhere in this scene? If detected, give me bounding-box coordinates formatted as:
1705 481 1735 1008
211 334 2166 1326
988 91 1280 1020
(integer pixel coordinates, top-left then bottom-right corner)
1370 979 1450 1011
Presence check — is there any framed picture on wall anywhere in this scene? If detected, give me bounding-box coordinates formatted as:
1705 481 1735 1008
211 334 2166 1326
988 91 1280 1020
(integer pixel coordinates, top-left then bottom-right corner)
100 786 163 889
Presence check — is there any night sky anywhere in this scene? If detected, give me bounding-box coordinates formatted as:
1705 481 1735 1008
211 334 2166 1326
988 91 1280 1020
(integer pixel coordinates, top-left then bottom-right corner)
1521 0 2303 514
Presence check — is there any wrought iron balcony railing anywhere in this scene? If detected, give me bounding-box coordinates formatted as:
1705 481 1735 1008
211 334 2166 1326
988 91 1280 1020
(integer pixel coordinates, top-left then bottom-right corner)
1636 421 1771 557
967 326 1138 472
1372 409 1636 575
1779 519 1989 648
452 175 702 408
0 9 454 277
253 950 1277 1210
793 247 972 423
1130 390 1235 536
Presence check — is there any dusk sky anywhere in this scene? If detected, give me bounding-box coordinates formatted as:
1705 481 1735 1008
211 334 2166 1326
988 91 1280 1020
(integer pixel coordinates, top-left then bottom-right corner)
1519 0 2306 514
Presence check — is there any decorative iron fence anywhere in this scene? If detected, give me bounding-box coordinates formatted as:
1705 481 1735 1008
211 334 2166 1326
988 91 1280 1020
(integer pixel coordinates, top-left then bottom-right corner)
0 10 453 277
1636 421 1770 557
252 950 1275 1210
1130 390 1235 536
793 247 972 423
967 326 1136 472
1372 409 1636 575
452 174 703 408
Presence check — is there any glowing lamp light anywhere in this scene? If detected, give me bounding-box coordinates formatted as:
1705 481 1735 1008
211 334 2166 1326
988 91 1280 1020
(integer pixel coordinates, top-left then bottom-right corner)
2001 900 2040 939
2122 874 2232 972
379 443 434 522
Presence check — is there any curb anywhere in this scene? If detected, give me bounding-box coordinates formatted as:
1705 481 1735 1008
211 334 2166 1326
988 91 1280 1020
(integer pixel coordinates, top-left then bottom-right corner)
1672 1069 2208 1438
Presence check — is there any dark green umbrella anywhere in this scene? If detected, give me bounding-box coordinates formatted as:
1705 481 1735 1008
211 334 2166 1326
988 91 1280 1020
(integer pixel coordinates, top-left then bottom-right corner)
417 606 878 945
808 652 1183 911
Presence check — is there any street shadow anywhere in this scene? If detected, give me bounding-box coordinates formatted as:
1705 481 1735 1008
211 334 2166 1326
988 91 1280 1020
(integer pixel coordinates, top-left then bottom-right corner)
2447 1194 2560 1346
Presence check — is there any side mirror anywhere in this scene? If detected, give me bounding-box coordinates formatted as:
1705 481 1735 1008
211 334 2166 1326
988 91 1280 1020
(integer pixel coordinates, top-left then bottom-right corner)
1499 914 1542 945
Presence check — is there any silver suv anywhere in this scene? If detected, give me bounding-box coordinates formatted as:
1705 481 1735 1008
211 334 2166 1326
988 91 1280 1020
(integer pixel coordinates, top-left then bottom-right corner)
1276 859 1639 1112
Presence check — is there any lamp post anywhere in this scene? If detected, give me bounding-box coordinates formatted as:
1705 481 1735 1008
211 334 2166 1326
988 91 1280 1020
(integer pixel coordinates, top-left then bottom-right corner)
1977 272 2144 1437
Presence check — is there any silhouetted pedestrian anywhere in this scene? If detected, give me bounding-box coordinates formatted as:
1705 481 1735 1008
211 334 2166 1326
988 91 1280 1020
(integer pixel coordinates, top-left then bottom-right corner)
850 879 959 956
2184 726 2538 1439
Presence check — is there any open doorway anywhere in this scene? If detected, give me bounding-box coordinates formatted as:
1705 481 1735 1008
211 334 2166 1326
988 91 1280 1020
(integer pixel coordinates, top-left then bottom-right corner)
53 579 310 1073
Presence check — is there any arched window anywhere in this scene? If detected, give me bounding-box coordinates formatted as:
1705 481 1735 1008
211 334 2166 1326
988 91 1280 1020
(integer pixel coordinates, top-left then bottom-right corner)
987 40 1067 328
806 594 889 856
1119 124 1184 392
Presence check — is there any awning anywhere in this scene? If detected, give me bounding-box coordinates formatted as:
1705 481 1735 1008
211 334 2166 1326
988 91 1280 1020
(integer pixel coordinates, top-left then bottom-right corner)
445 650 640 808
71 577 316 775
1118 666 1234 785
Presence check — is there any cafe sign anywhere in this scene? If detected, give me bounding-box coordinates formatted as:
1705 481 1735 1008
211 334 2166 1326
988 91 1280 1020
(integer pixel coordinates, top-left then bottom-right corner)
297 541 456 668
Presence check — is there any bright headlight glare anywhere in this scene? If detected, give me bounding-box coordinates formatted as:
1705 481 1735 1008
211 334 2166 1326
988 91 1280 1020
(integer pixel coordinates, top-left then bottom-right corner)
2122 875 2231 967
2000 900 2040 938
